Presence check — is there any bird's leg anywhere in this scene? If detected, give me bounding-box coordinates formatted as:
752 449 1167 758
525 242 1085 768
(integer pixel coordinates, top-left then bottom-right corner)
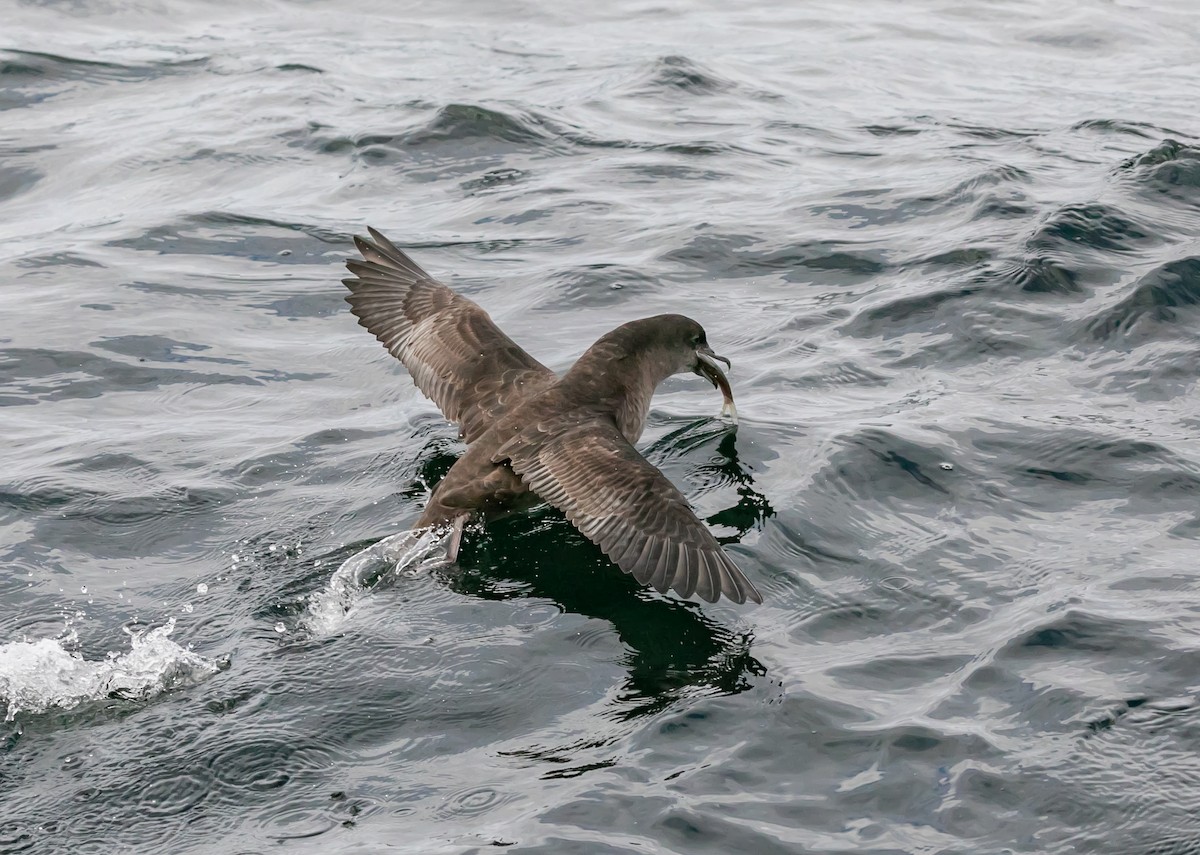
445 513 470 563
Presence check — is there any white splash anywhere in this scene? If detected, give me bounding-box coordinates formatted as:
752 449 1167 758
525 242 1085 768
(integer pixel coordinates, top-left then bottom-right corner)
303 527 452 636
0 619 224 721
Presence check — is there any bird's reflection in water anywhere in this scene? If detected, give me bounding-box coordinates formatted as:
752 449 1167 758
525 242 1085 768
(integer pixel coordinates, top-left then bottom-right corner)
437 418 772 724
644 419 776 544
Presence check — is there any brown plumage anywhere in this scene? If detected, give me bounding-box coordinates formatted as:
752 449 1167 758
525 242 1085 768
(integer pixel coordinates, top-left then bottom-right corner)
343 227 762 605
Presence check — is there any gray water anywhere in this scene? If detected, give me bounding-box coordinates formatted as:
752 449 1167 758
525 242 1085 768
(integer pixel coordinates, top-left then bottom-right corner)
3 0 1200 852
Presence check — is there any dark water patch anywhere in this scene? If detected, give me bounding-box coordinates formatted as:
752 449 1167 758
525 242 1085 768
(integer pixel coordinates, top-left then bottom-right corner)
229 426 406 490
661 232 886 282
818 165 1031 231
543 263 657 307
812 427 954 502
0 50 206 84
913 246 994 267
0 480 79 515
652 704 1002 848
1004 255 1081 294
762 518 858 576
1009 686 1200 853
251 290 347 319
972 425 1200 506
1072 118 1178 140
92 335 241 365
274 62 322 74
1116 139 1200 207
1 455 235 559
0 165 41 202
1006 610 1163 657
1028 202 1153 254
14 251 101 269
533 116 752 159
29 483 234 550
329 103 562 168
461 167 527 193
0 50 206 110
969 200 1163 297
969 196 1034 221
108 214 338 261
828 653 974 691
862 124 922 137
649 140 743 157
0 347 261 403
279 120 354 155
849 282 984 333
1084 256 1200 339
619 162 728 182
944 121 1041 141
403 103 556 147
1084 695 1200 737
625 55 734 97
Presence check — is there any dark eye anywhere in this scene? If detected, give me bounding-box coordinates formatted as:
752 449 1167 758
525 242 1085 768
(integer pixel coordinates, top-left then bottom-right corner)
691 334 703 346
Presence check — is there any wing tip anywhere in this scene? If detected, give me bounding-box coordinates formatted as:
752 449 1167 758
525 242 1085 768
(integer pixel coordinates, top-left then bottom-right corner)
721 553 763 605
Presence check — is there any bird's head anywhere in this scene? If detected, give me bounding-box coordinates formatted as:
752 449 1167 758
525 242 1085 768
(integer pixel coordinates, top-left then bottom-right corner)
632 314 738 424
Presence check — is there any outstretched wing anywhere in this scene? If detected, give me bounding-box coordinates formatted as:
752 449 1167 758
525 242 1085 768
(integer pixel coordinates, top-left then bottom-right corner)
494 414 763 604
343 228 556 443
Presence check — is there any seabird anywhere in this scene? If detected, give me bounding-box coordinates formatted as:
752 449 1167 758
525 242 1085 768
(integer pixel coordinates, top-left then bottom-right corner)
342 228 762 605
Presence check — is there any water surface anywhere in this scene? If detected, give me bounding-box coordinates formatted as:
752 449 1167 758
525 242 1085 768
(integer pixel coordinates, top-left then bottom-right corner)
2 1 1200 852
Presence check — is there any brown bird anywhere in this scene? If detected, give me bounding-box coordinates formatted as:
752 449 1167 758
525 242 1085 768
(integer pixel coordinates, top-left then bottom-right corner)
342 228 762 605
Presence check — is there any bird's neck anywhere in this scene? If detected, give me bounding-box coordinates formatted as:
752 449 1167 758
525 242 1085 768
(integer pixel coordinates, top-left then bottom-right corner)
560 339 678 444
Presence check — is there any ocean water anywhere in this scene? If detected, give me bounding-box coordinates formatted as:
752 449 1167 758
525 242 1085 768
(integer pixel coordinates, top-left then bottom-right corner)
2 0 1199 851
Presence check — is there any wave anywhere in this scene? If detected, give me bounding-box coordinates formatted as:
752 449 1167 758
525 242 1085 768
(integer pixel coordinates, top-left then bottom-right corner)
0 619 226 721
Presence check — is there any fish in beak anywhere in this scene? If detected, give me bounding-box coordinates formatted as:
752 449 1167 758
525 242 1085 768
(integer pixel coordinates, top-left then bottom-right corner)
694 346 738 424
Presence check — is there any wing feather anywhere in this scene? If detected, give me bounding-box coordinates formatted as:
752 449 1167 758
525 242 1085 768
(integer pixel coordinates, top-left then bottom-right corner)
343 229 556 443
494 416 762 604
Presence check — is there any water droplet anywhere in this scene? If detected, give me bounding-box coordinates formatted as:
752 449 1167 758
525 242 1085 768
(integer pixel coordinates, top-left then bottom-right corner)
197 583 208 594
269 545 278 552
940 462 954 471
611 283 623 290
80 586 88 594
231 554 240 563
182 603 194 614
274 622 285 634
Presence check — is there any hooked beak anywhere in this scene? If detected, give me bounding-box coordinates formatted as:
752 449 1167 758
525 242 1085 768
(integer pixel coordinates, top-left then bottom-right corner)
694 346 738 424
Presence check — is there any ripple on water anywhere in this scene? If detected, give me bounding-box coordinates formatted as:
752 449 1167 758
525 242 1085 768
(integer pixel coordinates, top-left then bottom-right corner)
135 767 215 817
1117 139 1200 205
434 784 519 819
624 55 735 97
0 346 259 405
1084 255 1200 340
203 729 338 797
314 102 566 171
660 232 887 283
